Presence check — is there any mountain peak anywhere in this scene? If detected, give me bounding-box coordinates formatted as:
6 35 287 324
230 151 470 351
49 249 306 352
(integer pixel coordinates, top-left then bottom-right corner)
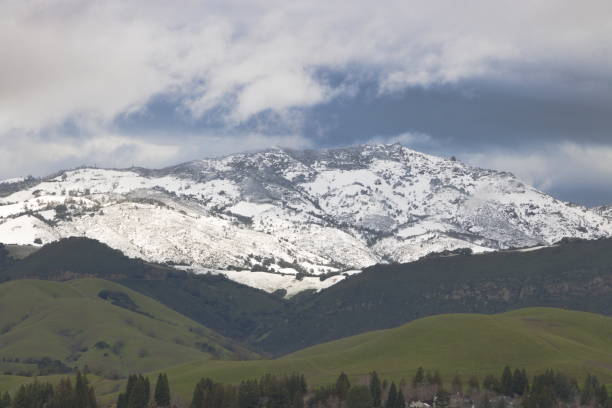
0 144 610 296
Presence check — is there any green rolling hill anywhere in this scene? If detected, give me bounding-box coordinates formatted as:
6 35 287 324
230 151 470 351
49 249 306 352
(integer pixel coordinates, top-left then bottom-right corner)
153 308 612 398
6 237 612 357
0 278 256 379
2 307 612 403
0 237 289 347
257 238 612 354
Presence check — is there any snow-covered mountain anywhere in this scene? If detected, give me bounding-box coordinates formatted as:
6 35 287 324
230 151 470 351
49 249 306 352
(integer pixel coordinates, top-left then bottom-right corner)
1 144 611 296
595 205 612 220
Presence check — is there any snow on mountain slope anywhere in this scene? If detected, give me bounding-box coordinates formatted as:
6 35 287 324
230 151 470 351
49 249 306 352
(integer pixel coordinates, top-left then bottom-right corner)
595 205 612 220
0 144 610 296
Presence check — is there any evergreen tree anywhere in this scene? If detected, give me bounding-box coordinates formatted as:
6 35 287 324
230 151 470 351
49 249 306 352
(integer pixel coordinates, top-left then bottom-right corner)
431 371 442 387
412 367 425 388
191 378 213 408
523 383 556 408
117 375 135 408
335 372 351 401
12 381 54 408
395 390 405 408
511 368 529 397
500 366 513 397
581 374 600 406
598 384 609 408
74 371 97 408
49 377 74 408
384 383 397 408
552 371 573 403
369 371 382 407
117 374 149 408
154 373 171 407
87 387 97 408
191 380 205 408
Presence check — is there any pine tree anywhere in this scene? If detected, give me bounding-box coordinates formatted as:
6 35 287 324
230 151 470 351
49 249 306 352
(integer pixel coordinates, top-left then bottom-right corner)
75 371 96 408
597 384 609 408
191 382 205 408
385 383 397 408
49 377 74 408
125 375 150 408
369 371 382 407
154 373 171 407
335 372 351 401
512 368 528 396
12 381 54 408
87 386 98 408
500 366 513 397
412 367 425 388
191 378 214 408
117 375 136 408
521 369 530 395
395 390 405 408
581 374 599 406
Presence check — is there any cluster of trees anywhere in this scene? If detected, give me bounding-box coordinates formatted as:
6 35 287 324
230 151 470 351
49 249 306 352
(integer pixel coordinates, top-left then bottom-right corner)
191 373 307 408
117 373 171 408
309 371 405 408
308 367 611 408
2 372 96 408
3 367 612 408
523 370 611 408
481 366 530 397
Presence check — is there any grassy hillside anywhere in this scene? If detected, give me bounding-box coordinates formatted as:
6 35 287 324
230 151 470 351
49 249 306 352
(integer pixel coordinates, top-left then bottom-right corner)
151 308 612 399
257 238 612 354
120 275 286 346
0 279 256 378
0 237 288 348
6 237 612 358
3 307 612 404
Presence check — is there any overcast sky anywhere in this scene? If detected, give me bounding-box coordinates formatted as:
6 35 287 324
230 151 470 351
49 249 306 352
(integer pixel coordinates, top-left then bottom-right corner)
2 0 612 205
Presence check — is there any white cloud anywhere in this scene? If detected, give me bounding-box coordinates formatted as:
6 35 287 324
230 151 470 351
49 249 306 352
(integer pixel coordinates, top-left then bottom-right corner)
2 0 612 190
366 132 434 149
2 0 612 134
0 129 312 179
464 142 612 196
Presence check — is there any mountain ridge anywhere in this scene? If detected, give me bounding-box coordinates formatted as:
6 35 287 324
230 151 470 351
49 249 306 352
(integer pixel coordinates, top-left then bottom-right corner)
0 144 610 294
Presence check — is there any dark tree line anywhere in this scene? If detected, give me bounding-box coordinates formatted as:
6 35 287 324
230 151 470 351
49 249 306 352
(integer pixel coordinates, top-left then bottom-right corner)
190 373 307 408
117 373 172 408
4 372 96 408
3 366 612 408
